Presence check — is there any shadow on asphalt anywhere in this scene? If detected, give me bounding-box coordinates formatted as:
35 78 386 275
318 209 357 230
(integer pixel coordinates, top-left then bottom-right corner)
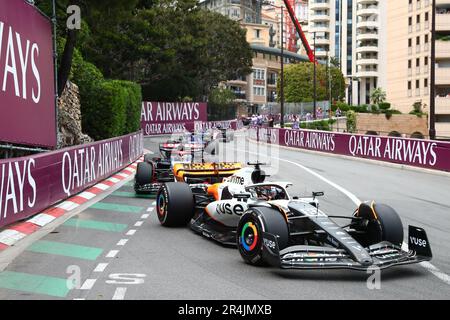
270 265 428 282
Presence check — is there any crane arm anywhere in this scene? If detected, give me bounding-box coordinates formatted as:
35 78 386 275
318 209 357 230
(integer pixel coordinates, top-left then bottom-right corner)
281 0 316 63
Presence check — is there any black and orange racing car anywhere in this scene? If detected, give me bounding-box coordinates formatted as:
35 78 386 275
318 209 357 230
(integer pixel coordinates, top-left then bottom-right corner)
134 139 242 194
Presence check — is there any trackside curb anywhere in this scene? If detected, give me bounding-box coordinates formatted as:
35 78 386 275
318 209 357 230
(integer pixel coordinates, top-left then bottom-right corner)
0 156 144 252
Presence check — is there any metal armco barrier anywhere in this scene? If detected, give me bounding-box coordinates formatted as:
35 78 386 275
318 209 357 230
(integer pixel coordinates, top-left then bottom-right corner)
0 131 144 229
249 127 450 172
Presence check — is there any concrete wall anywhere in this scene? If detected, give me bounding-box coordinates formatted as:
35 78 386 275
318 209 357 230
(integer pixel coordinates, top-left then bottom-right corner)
356 114 429 138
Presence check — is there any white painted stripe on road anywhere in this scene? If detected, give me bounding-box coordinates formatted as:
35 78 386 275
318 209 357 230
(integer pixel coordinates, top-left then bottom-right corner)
73 298 86 300
56 201 79 211
117 173 129 178
126 229 137 236
94 263 109 273
141 214 150 219
420 261 450 286
152 201 156 205
0 230 26 246
27 213 56 227
134 221 144 227
106 250 119 258
117 239 128 246
95 183 110 191
109 177 121 183
112 287 127 300
146 207 154 212
78 191 97 200
80 279 97 290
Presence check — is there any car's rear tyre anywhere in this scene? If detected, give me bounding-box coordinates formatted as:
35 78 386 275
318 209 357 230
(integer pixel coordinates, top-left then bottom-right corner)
144 153 154 163
134 162 153 194
353 202 404 247
237 207 289 266
156 182 194 227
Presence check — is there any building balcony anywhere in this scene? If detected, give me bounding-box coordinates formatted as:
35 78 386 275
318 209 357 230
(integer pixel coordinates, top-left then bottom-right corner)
315 50 329 57
356 70 379 78
356 58 378 66
314 38 330 45
309 26 330 34
310 1 330 10
356 32 379 41
310 14 330 22
436 67 450 85
436 40 450 59
437 13 450 32
357 0 379 4
358 7 379 16
356 20 379 29
436 97 450 115
356 45 379 54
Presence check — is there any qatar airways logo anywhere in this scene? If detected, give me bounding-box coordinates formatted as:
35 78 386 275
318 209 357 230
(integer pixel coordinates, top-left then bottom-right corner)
141 102 201 122
284 130 336 152
0 21 41 103
348 136 437 166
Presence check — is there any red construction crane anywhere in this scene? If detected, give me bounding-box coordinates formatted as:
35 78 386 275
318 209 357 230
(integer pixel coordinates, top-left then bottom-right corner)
281 0 316 63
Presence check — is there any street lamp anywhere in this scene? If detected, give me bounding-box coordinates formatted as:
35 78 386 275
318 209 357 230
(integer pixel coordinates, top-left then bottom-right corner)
429 0 436 140
262 1 285 127
280 6 285 128
313 31 317 120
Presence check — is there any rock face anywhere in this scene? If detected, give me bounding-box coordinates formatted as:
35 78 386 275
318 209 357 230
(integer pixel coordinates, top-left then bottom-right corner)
57 81 93 148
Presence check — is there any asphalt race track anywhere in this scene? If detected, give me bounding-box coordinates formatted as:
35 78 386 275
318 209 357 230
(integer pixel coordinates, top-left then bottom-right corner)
0 132 449 300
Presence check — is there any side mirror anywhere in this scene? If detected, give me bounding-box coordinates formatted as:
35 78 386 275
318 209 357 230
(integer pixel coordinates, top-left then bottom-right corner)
233 193 251 201
312 192 325 198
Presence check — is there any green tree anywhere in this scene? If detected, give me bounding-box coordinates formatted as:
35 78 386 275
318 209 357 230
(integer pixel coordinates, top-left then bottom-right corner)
79 0 252 101
280 62 345 103
370 88 387 105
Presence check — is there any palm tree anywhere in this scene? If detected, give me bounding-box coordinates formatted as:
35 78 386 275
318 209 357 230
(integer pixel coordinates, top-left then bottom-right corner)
370 88 387 105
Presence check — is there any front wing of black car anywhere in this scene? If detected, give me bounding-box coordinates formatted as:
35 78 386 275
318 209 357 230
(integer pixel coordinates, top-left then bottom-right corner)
262 226 432 271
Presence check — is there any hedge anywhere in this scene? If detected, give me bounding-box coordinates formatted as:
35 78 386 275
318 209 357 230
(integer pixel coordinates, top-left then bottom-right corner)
70 48 142 140
116 80 143 134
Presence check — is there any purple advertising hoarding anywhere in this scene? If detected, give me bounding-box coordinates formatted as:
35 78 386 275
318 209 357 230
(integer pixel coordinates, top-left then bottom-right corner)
141 102 208 136
0 132 143 229
250 127 450 172
0 0 56 148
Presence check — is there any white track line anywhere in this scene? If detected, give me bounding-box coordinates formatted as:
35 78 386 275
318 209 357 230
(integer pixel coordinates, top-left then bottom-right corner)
94 263 108 273
126 229 136 236
141 214 150 219
112 287 127 300
146 207 154 212
242 146 450 287
106 250 119 258
80 279 97 290
134 221 144 227
117 239 128 246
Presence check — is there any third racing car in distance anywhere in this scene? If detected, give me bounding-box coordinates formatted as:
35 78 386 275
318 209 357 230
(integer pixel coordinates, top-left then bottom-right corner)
155 163 433 271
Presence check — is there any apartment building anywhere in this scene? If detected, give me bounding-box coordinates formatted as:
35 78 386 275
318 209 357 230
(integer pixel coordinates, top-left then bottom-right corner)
201 0 310 111
386 0 450 139
199 0 261 23
227 23 309 110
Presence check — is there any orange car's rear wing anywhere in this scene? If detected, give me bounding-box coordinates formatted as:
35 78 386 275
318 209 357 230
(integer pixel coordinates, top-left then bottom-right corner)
173 162 242 183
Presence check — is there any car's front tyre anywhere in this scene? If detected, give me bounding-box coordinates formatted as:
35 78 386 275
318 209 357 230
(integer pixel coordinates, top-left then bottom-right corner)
237 207 289 266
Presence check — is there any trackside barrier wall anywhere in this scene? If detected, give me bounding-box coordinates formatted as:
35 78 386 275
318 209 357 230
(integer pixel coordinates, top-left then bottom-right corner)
248 127 450 172
140 101 244 136
0 132 144 229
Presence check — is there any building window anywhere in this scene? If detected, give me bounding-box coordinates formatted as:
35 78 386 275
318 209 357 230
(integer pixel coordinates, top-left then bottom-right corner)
253 69 265 81
253 86 266 97
254 29 261 39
